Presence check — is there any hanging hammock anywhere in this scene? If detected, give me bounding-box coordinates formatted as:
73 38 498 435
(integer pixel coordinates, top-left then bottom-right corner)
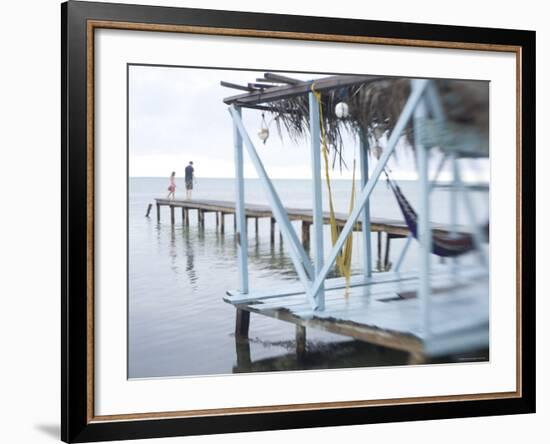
384 172 477 258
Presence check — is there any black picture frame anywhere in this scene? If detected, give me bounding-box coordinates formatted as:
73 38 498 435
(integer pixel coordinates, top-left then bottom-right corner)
61 1 536 442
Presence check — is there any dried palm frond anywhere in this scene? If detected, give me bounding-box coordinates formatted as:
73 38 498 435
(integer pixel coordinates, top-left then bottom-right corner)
260 77 488 169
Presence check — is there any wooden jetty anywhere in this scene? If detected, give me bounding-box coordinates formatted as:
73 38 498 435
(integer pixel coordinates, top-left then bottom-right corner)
154 197 474 271
154 197 414 236
225 265 489 364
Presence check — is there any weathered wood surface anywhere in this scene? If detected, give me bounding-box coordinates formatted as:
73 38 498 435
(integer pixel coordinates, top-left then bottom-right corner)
155 198 465 238
224 266 489 358
235 308 250 338
223 74 379 107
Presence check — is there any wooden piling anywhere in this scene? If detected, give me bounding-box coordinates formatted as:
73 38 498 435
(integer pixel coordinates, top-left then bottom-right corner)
296 325 306 360
384 233 391 271
377 231 382 271
235 337 251 368
156 203 160 223
170 205 175 225
145 203 153 218
216 212 219 227
184 208 189 225
255 217 259 234
270 217 275 244
235 308 250 338
181 207 185 222
220 212 225 233
301 221 311 249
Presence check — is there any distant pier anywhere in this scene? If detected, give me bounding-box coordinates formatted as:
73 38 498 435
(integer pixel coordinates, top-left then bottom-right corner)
154 198 413 233
153 198 469 271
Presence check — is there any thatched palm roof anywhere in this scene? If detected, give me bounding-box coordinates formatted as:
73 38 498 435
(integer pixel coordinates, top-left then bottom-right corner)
222 73 489 164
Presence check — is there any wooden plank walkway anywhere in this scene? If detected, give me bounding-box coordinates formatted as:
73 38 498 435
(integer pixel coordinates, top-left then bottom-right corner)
155 197 410 234
154 198 475 270
224 266 489 362
154 198 465 239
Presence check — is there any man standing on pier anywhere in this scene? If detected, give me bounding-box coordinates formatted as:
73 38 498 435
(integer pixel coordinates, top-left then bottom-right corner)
185 161 194 200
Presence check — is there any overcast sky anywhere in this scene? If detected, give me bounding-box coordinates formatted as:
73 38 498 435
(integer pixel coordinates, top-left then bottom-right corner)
128 65 489 181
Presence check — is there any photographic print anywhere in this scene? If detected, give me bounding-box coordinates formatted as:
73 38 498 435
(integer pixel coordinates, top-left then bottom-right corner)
128 65 490 379
62 3 534 440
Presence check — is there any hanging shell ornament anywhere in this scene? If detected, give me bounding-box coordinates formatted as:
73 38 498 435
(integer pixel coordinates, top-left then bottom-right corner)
258 113 270 144
257 127 269 143
334 101 349 119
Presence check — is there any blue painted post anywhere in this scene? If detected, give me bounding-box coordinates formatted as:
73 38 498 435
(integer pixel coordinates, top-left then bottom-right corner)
395 153 447 274
451 152 459 272
394 154 447 273
394 234 412 272
308 92 325 310
413 89 431 337
229 106 316 306
359 132 372 278
428 153 448 193
233 106 249 294
451 154 459 234
455 170 488 268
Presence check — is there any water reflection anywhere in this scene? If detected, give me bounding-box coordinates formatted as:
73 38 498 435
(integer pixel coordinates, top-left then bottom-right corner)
169 227 179 275
182 227 198 287
233 337 410 373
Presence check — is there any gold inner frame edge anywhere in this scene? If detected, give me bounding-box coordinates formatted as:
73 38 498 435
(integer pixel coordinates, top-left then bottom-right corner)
85 19 523 423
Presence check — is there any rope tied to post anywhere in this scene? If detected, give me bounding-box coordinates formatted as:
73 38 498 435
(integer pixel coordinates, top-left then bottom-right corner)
311 82 356 286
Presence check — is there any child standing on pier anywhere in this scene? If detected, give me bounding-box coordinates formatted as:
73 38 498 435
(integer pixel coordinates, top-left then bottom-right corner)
167 171 176 200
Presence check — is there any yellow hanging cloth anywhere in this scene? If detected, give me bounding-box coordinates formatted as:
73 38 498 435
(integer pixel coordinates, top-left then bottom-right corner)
311 85 356 286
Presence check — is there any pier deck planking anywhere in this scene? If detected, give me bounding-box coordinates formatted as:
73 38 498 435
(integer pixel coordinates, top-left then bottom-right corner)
154 198 467 238
225 266 489 361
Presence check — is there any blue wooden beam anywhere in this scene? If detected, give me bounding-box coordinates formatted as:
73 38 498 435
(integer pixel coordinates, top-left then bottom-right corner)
229 106 316 305
414 95 432 337
395 152 448 274
359 133 372 278
394 234 412 272
454 168 489 268
308 92 325 310
233 107 249 294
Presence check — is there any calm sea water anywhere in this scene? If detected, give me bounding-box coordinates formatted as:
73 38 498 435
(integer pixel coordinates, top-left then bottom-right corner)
128 177 488 378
